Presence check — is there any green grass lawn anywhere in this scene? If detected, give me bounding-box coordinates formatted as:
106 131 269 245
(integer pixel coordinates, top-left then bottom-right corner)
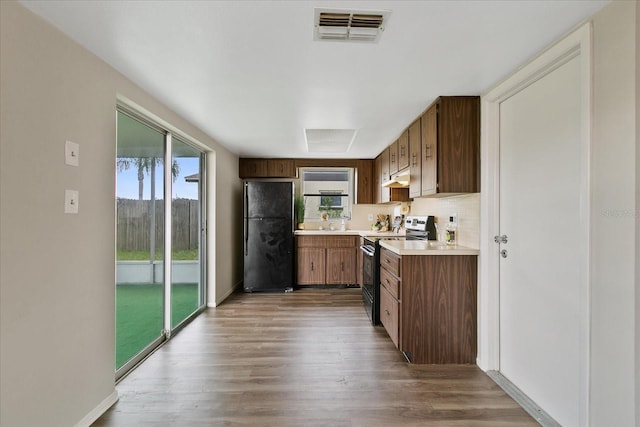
116 283 200 369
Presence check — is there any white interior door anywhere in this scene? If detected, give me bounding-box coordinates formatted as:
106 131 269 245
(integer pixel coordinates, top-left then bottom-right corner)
498 54 586 426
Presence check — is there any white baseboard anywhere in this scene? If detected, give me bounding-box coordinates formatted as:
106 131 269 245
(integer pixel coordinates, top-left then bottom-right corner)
207 280 242 307
74 389 118 427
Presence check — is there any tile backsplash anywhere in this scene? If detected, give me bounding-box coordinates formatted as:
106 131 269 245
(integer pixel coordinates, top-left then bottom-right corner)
408 193 480 248
302 194 480 249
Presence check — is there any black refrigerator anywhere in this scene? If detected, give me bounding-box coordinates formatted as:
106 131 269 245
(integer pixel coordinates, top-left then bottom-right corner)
243 180 294 292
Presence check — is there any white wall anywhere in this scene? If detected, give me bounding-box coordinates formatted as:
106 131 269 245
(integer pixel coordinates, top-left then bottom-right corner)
636 5 640 425
0 2 242 426
589 1 638 424
477 2 637 425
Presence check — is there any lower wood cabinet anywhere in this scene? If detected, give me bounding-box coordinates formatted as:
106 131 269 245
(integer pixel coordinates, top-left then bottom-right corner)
380 284 399 348
379 248 477 364
296 248 325 285
296 235 358 286
326 247 357 284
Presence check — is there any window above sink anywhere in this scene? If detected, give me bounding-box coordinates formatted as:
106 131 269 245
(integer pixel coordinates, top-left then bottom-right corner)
299 167 354 221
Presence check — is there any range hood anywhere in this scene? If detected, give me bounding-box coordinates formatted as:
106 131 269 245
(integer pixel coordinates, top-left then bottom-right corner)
382 171 410 188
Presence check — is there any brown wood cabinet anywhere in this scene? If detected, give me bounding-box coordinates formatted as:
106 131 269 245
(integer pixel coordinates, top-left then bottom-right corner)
375 149 410 204
389 140 398 175
379 248 477 364
239 158 268 178
380 284 400 348
296 235 358 285
420 96 480 196
421 104 437 195
296 247 325 285
326 247 357 284
268 159 296 177
380 248 401 348
408 118 422 198
240 157 375 204
239 158 296 178
380 148 390 203
397 130 409 170
355 159 374 205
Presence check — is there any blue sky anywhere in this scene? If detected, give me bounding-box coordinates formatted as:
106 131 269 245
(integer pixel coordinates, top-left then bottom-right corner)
116 157 200 200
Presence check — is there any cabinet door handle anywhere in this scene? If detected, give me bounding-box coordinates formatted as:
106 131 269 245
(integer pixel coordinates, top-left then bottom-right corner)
311 261 314 271
385 309 390 316
425 144 432 159
341 262 344 272
385 258 390 263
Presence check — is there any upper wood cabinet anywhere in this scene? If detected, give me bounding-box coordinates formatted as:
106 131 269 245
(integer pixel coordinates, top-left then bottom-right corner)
373 153 383 204
421 96 480 195
240 158 374 204
388 140 399 175
239 158 268 178
239 158 296 179
408 118 422 198
355 159 374 205
268 159 296 177
421 105 438 195
380 148 390 203
397 130 409 170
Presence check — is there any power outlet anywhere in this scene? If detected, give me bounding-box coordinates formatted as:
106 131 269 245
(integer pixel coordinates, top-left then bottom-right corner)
449 213 458 225
368 213 374 222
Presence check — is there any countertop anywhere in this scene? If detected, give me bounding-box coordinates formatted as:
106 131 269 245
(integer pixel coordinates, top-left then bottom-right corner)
379 240 479 256
294 230 478 255
294 229 404 237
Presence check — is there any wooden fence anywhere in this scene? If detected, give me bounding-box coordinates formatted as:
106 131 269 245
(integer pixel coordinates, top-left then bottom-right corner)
117 198 199 251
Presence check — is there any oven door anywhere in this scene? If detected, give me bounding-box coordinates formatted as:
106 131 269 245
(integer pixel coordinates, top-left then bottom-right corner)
360 244 379 325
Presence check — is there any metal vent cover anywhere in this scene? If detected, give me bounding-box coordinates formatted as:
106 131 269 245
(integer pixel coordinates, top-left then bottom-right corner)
314 8 390 43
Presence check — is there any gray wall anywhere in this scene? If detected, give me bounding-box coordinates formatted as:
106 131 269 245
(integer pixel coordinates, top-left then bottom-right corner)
590 1 639 425
0 2 242 426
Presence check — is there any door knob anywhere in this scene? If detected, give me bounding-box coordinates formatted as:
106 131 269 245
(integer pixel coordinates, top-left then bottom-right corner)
494 235 508 244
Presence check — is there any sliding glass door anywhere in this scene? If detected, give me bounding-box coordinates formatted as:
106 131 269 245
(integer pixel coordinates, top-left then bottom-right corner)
116 109 206 376
170 137 204 329
116 111 165 371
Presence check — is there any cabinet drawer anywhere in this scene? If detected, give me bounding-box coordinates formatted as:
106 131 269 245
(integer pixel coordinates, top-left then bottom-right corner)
324 236 358 248
380 266 400 299
380 285 399 348
380 248 400 277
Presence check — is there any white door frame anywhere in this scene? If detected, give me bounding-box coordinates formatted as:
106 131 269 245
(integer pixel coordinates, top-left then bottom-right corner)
478 23 592 424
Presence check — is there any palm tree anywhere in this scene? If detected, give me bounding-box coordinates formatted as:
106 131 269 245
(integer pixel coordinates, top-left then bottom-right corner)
116 156 181 279
117 157 180 200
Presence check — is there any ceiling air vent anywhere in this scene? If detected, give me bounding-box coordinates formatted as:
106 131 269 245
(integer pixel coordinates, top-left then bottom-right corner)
314 9 390 43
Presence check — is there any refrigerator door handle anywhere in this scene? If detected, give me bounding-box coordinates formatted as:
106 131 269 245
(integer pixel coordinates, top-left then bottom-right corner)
244 186 249 256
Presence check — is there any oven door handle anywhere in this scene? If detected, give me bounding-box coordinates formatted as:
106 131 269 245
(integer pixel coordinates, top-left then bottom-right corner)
360 245 375 257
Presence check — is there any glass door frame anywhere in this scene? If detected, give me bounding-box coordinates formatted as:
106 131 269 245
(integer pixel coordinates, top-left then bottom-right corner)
116 104 207 380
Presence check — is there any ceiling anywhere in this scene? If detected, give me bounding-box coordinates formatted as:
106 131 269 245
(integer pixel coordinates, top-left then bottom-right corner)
21 0 608 159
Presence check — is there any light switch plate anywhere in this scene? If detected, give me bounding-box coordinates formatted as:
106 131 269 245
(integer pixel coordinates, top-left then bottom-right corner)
65 140 79 166
65 189 79 214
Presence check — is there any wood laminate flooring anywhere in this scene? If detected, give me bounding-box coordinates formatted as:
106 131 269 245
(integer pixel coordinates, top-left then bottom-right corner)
94 288 538 426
